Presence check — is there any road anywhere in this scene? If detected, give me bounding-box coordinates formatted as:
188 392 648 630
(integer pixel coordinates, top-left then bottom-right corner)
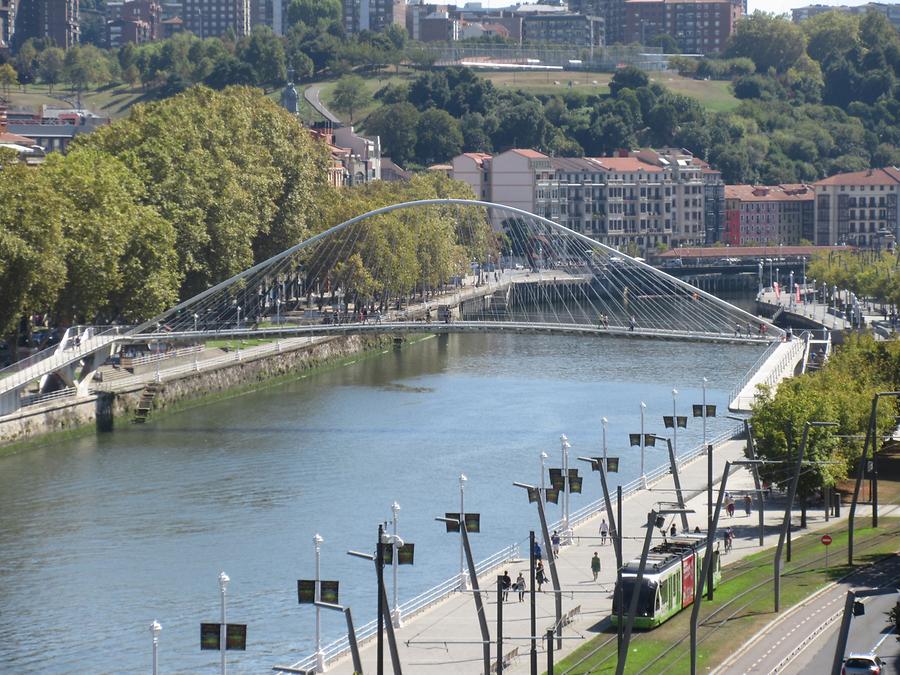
720 553 900 674
304 84 341 124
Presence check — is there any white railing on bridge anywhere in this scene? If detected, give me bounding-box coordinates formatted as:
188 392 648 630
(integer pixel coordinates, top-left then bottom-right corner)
274 543 520 674
120 344 202 369
729 335 808 411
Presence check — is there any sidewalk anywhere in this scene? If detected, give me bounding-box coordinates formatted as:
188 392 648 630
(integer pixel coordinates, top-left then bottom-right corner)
313 438 851 674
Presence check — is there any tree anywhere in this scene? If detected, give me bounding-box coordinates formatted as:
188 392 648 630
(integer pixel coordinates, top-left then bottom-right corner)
0 151 67 342
82 86 334 297
365 102 419 166
14 40 39 85
286 0 341 28
725 12 807 74
415 108 463 165
38 47 65 93
649 33 680 54
0 63 17 95
237 26 287 86
63 45 111 92
802 10 860 62
609 66 649 97
330 74 372 124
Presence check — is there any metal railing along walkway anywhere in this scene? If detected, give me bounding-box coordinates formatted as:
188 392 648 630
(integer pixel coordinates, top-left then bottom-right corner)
274 543 520 674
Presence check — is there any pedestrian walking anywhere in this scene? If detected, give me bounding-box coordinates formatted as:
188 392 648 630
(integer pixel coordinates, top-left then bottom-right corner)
726 498 735 518
500 570 511 602
515 572 526 601
727 527 735 551
533 540 543 561
536 561 547 592
722 528 731 553
669 522 677 537
599 518 608 546
629 315 636 331
744 494 752 516
551 530 561 558
591 552 601 581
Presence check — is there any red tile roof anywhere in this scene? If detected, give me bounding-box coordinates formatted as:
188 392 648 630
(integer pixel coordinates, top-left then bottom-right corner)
592 156 663 172
0 131 36 145
461 152 492 165
814 167 900 187
509 148 548 159
724 184 814 202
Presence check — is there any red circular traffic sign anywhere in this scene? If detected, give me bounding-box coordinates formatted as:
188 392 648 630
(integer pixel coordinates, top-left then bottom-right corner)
821 534 833 546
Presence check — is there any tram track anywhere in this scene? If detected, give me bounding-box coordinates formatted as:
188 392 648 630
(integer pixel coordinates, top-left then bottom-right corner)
558 526 900 675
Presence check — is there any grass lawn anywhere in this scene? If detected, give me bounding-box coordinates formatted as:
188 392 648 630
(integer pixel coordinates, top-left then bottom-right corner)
4 83 155 118
311 67 739 125
206 338 272 350
553 517 900 674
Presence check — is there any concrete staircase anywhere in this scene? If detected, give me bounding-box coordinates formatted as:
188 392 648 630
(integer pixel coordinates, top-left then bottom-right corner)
132 382 162 424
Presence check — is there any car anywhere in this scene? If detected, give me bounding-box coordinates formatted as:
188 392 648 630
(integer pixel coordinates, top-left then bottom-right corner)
842 653 883 674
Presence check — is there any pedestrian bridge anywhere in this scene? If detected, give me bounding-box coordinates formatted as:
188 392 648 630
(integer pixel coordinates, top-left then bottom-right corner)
0 199 780 416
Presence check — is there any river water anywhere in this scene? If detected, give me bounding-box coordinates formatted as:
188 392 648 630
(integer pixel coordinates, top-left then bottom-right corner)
0 333 763 673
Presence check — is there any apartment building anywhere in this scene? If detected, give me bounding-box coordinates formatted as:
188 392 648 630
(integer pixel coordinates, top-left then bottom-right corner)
182 0 249 38
813 167 900 247
522 12 603 47
106 0 161 47
343 0 403 33
623 0 740 55
13 0 80 49
0 0 15 47
451 147 721 255
723 184 814 246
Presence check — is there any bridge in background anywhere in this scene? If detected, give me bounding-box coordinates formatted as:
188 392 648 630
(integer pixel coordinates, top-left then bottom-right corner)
0 199 782 417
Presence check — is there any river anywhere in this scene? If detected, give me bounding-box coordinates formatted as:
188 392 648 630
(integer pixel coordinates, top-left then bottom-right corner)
0 333 763 673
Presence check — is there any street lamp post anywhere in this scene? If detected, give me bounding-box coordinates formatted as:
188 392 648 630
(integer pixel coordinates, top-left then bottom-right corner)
671 389 679 457
150 621 161 675
540 452 548 493
601 417 608 465
193 313 200 370
218 571 229 675
640 402 647 485
560 434 572 540
647 435 688 532
689 460 760 675
314 602 363 674
458 474 468 591
314 534 325 672
775 421 837 611
391 502 402 628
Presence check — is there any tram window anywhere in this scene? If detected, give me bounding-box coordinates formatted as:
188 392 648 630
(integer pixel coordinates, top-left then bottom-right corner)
614 580 658 617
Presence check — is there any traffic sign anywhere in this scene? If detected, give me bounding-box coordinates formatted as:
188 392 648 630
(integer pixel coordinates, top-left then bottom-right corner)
822 534 832 568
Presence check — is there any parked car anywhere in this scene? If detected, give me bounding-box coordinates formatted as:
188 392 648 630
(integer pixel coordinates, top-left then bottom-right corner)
843 653 883 675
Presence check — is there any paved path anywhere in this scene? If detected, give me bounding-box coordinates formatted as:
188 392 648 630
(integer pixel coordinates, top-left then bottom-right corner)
304 85 341 124
719 546 900 674
757 289 851 331
729 339 806 411
293 437 859 674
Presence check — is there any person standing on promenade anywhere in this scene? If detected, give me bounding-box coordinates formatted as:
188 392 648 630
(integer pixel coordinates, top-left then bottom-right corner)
536 561 547 592
591 552 601 581
551 531 561 558
515 572 526 602
500 570 511 602
600 519 608 546
744 494 752 516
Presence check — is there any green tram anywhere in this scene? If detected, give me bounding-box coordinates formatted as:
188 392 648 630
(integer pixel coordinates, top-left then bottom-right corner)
610 534 722 629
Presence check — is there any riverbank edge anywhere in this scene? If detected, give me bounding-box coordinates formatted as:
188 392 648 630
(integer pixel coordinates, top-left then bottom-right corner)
0 333 409 456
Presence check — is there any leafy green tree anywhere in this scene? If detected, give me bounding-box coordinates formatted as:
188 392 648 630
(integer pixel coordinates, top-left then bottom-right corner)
237 26 287 86
40 147 180 323
408 70 451 111
0 152 67 339
0 63 17 95
330 74 372 123
365 102 419 166
81 86 334 296
415 108 463 165
286 0 341 28
609 66 649 97
63 45 111 92
725 12 806 74
38 47 65 93
14 40 39 84
802 10 859 62
649 33 680 54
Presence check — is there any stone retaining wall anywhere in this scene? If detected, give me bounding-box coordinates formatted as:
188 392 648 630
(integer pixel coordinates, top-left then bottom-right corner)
0 334 393 449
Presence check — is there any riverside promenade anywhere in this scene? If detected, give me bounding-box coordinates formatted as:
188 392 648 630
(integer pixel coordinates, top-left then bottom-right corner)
279 434 851 675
